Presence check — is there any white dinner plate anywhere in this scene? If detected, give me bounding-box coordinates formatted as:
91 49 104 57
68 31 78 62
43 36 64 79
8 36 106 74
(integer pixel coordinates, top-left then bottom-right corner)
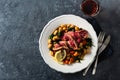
39 14 98 73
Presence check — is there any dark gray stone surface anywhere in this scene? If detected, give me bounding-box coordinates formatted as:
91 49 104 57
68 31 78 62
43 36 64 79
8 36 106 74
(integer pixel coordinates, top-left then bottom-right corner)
0 0 120 80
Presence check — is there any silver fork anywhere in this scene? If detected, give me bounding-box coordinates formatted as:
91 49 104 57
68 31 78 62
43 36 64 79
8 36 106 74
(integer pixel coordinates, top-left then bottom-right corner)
97 32 106 48
83 32 105 76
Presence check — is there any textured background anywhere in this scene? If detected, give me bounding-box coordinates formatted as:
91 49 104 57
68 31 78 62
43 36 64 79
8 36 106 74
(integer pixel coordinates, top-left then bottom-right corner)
0 0 120 80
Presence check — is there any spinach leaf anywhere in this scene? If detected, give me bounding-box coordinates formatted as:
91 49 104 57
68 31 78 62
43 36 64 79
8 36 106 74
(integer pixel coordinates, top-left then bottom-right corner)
85 38 92 47
68 27 75 31
49 34 54 39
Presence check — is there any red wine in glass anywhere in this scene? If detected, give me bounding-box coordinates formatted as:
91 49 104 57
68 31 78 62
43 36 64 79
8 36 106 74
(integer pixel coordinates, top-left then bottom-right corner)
80 0 99 17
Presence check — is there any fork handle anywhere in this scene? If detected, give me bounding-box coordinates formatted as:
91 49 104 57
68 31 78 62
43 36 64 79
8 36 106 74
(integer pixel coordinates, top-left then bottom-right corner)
92 55 99 75
83 62 93 76
83 57 96 76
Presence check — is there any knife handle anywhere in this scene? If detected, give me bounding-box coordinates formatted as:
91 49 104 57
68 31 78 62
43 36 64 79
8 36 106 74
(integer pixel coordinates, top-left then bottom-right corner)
92 55 98 75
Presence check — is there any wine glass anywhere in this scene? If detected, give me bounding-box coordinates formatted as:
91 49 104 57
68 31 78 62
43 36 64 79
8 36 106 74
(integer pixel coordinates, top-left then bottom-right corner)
80 0 100 18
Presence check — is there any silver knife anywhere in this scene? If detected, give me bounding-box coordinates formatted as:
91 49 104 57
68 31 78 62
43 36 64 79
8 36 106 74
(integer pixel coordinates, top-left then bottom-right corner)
92 35 111 75
83 35 111 76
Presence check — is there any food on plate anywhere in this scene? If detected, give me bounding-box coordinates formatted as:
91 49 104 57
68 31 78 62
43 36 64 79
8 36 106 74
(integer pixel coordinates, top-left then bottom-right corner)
48 24 93 65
